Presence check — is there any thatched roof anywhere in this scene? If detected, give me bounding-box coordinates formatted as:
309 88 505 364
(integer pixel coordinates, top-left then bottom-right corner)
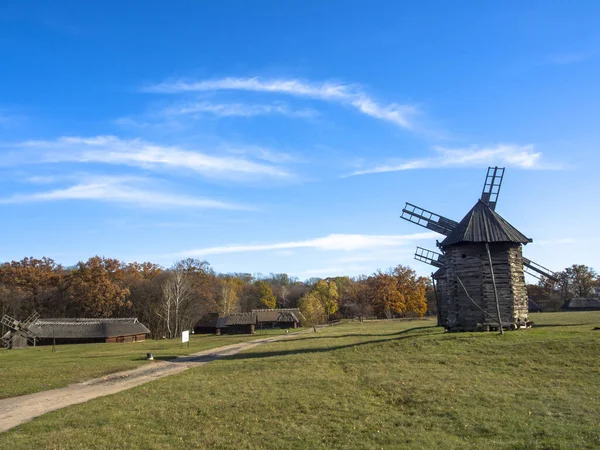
226 312 257 326
195 314 228 329
561 297 600 311
253 308 306 323
28 318 150 339
441 200 531 247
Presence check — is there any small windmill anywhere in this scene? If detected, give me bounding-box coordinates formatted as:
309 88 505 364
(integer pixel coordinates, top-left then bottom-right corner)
401 167 556 332
1 311 40 349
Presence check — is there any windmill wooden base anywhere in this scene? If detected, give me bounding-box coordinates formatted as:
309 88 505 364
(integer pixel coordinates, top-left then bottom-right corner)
401 167 557 332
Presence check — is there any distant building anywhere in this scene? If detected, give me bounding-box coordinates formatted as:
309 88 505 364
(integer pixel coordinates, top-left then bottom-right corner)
225 312 257 334
253 308 305 329
561 298 600 311
28 318 150 345
194 313 228 335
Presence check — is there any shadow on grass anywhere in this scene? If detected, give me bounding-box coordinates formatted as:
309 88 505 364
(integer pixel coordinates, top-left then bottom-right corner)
532 323 594 328
209 330 448 363
136 326 442 364
281 325 439 344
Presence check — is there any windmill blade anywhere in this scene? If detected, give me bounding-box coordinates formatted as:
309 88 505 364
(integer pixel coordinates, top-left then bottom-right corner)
22 311 40 327
1 330 12 348
401 203 458 236
1 314 19 330
523 257 557 282
415 247 446 268
481 166 505 211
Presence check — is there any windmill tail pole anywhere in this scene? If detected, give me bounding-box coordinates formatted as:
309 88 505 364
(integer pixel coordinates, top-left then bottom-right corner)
485 242 504 335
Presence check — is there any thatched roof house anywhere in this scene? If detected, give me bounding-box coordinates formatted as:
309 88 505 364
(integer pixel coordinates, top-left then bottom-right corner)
253 308 305 328
561 297 600 311
226 312 257 334
194 313 228 334
28 318 150 345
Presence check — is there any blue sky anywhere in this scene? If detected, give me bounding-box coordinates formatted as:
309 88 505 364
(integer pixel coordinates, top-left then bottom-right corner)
1 1 599 279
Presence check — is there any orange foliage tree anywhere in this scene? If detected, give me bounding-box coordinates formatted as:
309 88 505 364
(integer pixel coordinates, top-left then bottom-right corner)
65 256 131 317
367 265 427 318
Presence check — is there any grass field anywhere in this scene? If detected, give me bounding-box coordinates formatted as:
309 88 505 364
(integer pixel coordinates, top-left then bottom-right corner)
2 312 600 449
0 328 286 399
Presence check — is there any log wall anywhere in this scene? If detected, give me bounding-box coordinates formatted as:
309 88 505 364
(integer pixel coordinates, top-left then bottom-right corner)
443 243 528 331
433 269 449 328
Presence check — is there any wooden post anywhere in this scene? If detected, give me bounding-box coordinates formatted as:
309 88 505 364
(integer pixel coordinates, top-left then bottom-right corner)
52 328 56 353
431 273 441 327
485 242 504 335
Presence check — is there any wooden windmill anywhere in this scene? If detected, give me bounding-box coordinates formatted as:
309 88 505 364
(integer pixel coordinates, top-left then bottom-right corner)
401 167 556 332
1 311 40 349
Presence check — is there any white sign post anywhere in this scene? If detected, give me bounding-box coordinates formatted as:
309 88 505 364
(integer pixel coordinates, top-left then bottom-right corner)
182 330 190 348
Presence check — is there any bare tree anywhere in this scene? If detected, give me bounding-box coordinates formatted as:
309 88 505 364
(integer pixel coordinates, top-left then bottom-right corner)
217 277 242 316
159 266 193 338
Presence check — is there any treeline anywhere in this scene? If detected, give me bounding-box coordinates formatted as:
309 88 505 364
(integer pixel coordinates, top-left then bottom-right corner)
0 256 430 338
527 264 599 311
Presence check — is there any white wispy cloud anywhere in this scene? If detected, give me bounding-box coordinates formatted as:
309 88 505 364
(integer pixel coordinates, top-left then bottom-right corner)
178 232 437 257
145 77 418 129
9 135 291 181
165 101 317 119
534 237 600 245
0 175 247 209
348 144 557 176
298 265 374 278
542 52 596 65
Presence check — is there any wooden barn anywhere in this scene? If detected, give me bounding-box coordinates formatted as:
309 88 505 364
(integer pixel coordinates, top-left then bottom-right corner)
225 312 257 334
253 308 305 329
194 313 228 335
403 167 557 332
561 297 600 311
27 318 150 345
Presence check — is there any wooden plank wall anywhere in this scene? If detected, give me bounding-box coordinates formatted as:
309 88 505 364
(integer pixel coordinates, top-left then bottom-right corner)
443 243 528 331
434 271 449 328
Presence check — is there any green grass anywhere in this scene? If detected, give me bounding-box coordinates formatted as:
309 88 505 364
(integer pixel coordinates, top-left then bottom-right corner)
2 312 600 449
0 328 286 399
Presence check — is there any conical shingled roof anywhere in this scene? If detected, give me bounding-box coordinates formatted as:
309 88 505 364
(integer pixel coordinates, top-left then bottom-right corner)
441 200 531 246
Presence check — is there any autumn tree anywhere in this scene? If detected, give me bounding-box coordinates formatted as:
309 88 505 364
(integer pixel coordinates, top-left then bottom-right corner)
178 258 218 321
330 276 353 316
0 257 62 316
366 265 427 319
255 280 277 309
65 256 130 317
345 276 372 318
217 276 242 316
393 265 428 317
298 291 326 329
367 271 404 318
123 262 165 338
527 283 562 312
313 279 339 320
562 264 598 299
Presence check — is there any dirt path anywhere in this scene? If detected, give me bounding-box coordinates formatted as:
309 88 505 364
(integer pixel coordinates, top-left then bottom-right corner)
0 332 305 433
